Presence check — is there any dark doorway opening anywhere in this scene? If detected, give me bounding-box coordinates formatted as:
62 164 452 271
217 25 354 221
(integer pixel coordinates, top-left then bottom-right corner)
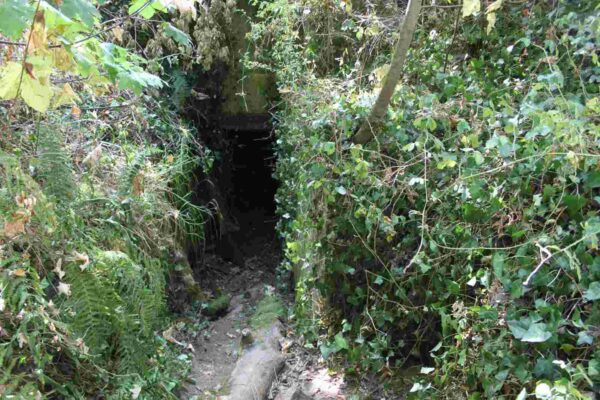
212 127 278 264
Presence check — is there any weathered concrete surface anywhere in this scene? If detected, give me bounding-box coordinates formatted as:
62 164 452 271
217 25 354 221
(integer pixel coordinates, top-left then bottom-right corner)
220 0 277 120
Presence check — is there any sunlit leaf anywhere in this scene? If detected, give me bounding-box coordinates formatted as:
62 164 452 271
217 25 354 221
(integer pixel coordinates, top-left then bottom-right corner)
57 281 72 296
0 62 23 100
30 11 47 52
462 0 480 17
129 0 166 19
508 317 552 343
0 0 34 39
171 0 197 17
485 0 503 33
20 57 54 112
334 332 349 350
53 83 80 107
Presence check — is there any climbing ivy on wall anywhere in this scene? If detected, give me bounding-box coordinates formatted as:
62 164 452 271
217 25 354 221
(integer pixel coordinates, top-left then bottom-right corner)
248 0 599 397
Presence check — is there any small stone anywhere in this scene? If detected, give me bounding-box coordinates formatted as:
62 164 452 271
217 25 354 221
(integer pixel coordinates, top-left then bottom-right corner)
276 385 313 400
291 390 313 400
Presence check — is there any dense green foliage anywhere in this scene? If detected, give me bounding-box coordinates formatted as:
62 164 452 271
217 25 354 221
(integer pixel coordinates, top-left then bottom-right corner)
0 0 225 397
248 0 600 397
0 102 208 397
2 0 599 398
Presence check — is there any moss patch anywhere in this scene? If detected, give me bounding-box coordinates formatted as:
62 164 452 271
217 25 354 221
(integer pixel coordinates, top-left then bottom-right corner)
249 296 285 330
203 294 231 318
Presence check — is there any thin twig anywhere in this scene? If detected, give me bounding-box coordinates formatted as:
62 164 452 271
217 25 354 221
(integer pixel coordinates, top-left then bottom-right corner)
523 243 552 286
404 133 429 273
423 4 462 8
15 0 41 101
522 230 600 286
80 102 133 111
0 39 25 46
443 5 461 74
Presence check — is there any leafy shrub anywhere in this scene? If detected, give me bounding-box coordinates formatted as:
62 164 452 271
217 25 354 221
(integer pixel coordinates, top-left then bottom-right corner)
0 98 207 397
250 0 600 397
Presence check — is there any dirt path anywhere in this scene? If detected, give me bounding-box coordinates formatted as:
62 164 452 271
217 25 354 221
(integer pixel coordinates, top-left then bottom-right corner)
182 286 268 397
177 245 380 400
180 251 278 399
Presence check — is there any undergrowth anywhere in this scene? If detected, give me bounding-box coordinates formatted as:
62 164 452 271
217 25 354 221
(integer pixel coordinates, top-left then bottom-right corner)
0 97 211 398
248 0 600 398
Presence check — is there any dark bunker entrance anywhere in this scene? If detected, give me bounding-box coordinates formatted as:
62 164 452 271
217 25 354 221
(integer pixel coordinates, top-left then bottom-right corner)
212 126 278 264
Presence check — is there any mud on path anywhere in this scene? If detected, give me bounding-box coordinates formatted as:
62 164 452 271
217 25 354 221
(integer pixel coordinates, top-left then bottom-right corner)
176 240 380 400
180 240 280 399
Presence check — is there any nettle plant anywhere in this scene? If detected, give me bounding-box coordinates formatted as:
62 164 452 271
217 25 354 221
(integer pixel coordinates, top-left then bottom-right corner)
0 0 201 113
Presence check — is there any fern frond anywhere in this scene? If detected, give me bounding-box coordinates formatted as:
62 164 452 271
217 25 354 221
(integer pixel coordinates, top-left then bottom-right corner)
119 151 146 196
65 265 121 356
170 70 192 110
36 125 76 204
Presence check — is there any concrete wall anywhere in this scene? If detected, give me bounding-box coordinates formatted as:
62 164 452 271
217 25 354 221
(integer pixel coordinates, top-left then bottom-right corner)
221 0 277 119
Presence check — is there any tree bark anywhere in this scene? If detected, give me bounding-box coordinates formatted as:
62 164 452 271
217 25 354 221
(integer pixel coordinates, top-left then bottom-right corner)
352 0 422 145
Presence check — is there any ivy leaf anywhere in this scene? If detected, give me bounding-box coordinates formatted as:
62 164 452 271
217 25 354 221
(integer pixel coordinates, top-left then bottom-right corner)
577 331 593 345
319 343 337 359
521 324 552 343
322 141 336 155
508 317 552 343
0 0 34 39
585 171 600 189
334 332 349 351
335 186 347 195
462 0 480 17
58 0 99 28
161 22 192 48
538 70 564 91
456 119 470 133
584 282 600 301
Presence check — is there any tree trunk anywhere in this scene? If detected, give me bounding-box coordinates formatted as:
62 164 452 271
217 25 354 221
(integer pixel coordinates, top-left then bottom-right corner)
352 0 422 145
